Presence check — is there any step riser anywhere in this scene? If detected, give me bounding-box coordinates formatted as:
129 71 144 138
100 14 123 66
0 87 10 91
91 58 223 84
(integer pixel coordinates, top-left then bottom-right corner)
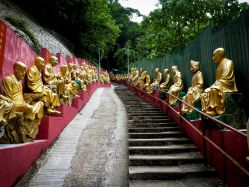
129 124 177 128
129 159 204 166
129 128 179 133
129 148 198 155
129 171 216 180
129 134 181 139
129 140 190 146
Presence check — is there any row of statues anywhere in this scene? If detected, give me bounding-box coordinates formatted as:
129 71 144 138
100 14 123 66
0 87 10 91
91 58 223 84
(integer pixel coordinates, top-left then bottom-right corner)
126 47 238 118
0 56 110 143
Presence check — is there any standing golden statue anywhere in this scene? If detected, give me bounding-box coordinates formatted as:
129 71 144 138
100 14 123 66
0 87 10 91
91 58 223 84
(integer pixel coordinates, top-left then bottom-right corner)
147 68 162 94
201 48 238 116
27 56 60 115
160 68 171 91
181 60 204 113
1 61 44 143
168 66 183 105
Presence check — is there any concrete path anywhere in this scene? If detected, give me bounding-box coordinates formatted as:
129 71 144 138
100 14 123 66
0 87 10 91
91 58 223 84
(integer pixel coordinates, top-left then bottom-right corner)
19 86 128 187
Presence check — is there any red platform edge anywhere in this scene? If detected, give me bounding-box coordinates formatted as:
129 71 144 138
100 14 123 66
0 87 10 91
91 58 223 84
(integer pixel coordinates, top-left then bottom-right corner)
0 82 111 187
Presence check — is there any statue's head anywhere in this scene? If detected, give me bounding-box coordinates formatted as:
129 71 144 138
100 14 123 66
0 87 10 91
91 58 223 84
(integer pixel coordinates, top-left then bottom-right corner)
213 48 225 64
60 65 68 75
35 56 45 70
171 66 178 74
73 64 77 70
68 63 74 71
190 60 199 73
49 56 58 67
164 68 169 74
155 68 159 73
13 61 27 81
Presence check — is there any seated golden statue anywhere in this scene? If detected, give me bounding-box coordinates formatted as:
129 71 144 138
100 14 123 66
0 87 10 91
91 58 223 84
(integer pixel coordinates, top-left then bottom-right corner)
57 65 77 104
144 71 151 91
1 61 44 143
201 48 238 116
138 70 147 90
72 64 86 91
181 60 204 113
160 69 170 91
27 56 60 115
131 68 139 85
168 66 183 105
147 68 162 94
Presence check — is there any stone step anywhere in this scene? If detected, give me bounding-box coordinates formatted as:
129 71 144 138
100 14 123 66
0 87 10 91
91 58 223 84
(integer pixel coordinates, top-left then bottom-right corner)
129 145 198 154
129 178 224 187
129 127 179 133
128 119 173 124
129 164 216 180
129 131 181 139
129 122 177 128
128 116 169 120
129 152 203 166
129 138 190 146
128 113 166 117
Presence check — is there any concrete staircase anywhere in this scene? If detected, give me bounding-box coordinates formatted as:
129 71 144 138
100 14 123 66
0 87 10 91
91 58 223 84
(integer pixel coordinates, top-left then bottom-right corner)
115 85 224 187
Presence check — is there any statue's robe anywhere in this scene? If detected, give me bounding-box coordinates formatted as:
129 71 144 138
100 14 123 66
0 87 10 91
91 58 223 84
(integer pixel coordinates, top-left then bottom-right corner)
201 58 237 115
27 65 60 108
2 75 43 120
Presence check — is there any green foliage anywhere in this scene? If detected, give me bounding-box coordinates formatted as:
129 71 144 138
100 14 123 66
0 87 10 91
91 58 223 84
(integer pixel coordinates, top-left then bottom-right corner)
136 0 249 59
4 15 41 53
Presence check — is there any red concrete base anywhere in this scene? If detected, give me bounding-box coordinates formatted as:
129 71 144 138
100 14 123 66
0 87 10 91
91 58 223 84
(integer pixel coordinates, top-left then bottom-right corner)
36 116 64 145
0 140 47 187
72 97 85 112
58 104 78 129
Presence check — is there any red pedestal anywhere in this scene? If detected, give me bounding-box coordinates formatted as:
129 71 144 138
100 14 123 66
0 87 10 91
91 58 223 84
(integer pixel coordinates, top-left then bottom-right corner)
0 140 47 187
36 116 64 145
72 97 85 112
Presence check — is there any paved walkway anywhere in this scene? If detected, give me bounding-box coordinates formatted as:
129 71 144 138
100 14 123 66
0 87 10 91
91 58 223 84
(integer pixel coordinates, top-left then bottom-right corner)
19 86 128 187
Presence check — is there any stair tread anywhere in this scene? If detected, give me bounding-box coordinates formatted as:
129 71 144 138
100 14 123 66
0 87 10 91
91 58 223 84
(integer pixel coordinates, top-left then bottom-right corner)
129 144 197 149
129 137 188 142
129 164 215 174
129 152 202 160
129 131 180 135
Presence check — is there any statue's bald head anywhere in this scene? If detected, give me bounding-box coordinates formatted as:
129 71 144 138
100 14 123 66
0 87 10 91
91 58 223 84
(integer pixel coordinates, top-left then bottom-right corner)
49 56 58 67
13 61 27 80
35 56 45 70
213 48 225 64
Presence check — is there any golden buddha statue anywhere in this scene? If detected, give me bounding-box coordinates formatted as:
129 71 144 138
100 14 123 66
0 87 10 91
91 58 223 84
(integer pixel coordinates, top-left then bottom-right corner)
168 66 183 105
27 56 60 115
138 70 147 90
1 61 44 143
181 60 204 113
160 69 170 91
147 68 162 94
132 68 139 85
144 71 151 91
201 48 238 116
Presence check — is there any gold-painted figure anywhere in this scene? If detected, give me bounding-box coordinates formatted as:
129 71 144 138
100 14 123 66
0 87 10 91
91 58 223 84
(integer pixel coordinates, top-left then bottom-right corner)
1 61 44 143
27 56 60 115
168 66 183 105
147 68 162 94
201 48 238 116
160 68 170 91
181 60 204 113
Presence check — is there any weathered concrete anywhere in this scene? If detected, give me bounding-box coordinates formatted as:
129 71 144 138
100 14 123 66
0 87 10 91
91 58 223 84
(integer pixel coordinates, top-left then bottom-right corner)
19 86 128 187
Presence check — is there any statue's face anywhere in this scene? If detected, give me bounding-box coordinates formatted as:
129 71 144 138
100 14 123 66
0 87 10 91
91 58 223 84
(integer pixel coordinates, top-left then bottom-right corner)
60 67 67 75
14 66 26 81
190 64 198 73
50 58 58 67
213 51 222 64
35 57 45 70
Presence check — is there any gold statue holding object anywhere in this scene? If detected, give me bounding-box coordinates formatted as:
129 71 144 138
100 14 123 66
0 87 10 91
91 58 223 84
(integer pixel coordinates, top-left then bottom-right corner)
1 61 44 143
201 48 238 116
147 68 162 94
181 60 204 113
168 66 183 105
160 68 170 91
27 56 60 115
